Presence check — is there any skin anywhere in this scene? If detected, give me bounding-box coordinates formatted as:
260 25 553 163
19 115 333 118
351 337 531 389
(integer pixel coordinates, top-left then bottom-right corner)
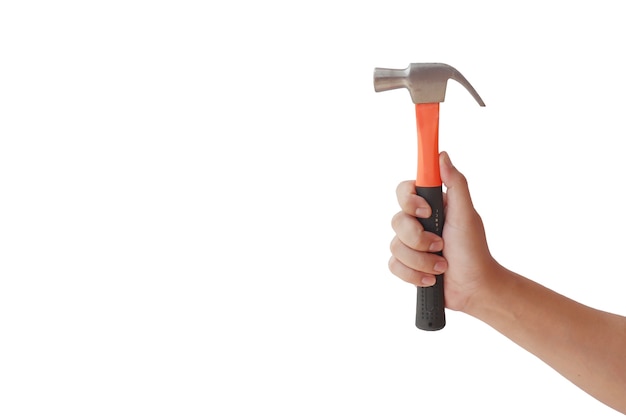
389 151 626 414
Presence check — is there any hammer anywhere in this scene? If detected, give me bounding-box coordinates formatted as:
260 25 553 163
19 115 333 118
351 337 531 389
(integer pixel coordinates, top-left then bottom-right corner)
373 63 485 331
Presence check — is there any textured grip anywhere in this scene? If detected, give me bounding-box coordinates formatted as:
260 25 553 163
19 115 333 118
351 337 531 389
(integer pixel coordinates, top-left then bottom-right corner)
415 185 446 330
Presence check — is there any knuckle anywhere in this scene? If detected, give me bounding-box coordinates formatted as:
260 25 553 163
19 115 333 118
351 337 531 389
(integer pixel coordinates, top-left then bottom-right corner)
388 256 398 273
396 181 414 206
457 172 469 187
390 212 401 231
407 224 424 250
389 236 400 254
389 237 398 254
395 180 411 196
410 234 423 251
388 256 420 286
396 192 410 211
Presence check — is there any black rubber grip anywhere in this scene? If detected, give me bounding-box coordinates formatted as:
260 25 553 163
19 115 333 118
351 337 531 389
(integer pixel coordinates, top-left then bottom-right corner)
415 186 446 331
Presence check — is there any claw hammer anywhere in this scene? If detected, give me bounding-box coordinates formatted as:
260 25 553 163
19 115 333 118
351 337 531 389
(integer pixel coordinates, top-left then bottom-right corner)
373 63 485 331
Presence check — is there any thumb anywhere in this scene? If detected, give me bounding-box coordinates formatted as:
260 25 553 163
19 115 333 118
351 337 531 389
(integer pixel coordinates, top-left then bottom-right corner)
440 151 474 212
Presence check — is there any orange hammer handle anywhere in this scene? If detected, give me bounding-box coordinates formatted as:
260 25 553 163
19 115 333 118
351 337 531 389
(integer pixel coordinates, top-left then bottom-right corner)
415 103 441 187
414 102 446 330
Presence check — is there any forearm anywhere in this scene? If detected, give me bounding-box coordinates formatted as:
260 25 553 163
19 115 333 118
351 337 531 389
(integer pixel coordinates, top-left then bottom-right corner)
465 265 626 414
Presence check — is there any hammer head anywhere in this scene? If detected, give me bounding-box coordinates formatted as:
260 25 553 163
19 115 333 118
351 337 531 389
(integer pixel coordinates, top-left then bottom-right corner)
373 63 485 106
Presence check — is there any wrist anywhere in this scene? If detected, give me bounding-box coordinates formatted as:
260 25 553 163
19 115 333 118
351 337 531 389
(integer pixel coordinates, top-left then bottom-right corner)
460 261 519 320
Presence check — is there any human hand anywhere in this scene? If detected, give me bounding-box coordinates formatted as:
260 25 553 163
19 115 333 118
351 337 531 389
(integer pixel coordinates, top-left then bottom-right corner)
388 151 500 312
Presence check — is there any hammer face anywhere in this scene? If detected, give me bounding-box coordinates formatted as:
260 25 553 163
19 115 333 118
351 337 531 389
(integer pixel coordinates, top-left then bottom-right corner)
373 63 485 106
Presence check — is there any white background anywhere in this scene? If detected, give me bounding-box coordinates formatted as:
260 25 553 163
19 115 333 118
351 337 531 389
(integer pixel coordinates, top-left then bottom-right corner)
1 1 625 416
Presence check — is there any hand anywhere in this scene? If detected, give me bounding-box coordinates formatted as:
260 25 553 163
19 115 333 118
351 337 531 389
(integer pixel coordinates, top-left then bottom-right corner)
388 152 500 312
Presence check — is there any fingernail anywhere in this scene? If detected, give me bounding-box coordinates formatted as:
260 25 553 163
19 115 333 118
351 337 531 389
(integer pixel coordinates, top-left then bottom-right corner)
421 276 436 286
415 207 429 218
429 240 443 252
442 152 453 167
434 261 447 273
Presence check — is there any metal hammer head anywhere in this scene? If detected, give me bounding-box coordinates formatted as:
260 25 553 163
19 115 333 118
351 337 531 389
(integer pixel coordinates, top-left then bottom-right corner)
373 63 485 106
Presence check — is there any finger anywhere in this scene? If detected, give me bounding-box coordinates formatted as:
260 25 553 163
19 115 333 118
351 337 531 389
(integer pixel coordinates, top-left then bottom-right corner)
391 211 444 252
388 256 437 287
396 180 432 218
440 151 474 212
390 236 447 276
